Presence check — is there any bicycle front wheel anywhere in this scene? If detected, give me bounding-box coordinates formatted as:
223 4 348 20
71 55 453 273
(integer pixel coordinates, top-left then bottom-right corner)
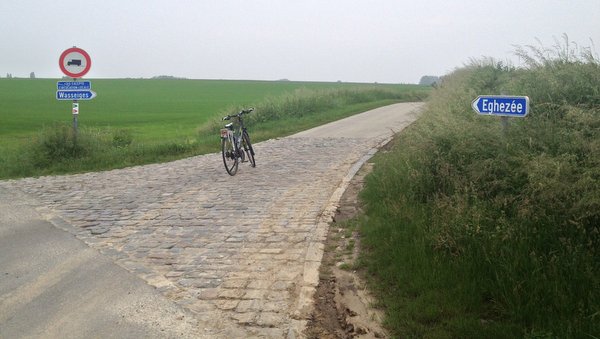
222 136 238 175
242 131 255 168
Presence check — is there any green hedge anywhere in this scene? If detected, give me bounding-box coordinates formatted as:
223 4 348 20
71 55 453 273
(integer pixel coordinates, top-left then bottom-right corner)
359 39 599 338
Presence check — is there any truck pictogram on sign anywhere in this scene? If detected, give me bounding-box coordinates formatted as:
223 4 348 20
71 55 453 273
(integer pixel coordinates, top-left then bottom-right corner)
59 47 91 78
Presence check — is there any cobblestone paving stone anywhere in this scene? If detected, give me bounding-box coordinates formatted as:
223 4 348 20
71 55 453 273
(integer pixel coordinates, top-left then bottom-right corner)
0 135 391 338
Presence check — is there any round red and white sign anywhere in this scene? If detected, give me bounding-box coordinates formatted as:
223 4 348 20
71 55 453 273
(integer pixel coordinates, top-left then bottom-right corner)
59 47 91 78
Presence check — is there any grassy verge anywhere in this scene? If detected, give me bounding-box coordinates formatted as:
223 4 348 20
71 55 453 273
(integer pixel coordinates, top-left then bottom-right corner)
357 38 599 338
1 85 428 179
199 86 428 139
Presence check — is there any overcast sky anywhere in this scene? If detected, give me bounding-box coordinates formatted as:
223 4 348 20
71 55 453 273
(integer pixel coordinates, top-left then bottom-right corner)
1 0 598 83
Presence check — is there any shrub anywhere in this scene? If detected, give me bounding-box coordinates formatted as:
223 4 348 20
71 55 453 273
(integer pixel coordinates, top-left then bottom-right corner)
31 123 89 167
512 34 600 106
360 38 600 337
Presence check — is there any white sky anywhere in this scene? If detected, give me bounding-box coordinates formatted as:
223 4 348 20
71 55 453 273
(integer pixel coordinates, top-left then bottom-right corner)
1 0 599 83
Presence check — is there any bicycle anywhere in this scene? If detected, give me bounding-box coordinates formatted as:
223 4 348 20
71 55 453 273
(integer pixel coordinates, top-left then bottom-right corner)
220 108 256 176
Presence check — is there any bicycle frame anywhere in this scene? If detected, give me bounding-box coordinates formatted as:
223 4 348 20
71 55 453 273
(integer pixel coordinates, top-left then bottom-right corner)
221 120 244 160
220 108 255 175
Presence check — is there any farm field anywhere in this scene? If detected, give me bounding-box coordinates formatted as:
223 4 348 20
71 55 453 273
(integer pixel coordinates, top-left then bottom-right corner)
0 78 419 149
0 78 428 178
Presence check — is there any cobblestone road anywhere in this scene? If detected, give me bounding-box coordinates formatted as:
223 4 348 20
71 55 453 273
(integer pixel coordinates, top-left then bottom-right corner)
0 103 423 338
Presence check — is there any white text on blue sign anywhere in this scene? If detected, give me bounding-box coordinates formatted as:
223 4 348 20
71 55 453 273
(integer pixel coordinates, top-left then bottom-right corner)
56 90 96 100
472 96 529 117
57 81 92 90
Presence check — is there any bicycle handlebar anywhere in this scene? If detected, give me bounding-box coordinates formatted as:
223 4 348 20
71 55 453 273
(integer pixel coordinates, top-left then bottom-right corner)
223 107 254 121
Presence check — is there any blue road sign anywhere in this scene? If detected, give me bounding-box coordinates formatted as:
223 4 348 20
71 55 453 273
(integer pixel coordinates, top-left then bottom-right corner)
57 81 92 90
56 90 97 100
472 95 529 117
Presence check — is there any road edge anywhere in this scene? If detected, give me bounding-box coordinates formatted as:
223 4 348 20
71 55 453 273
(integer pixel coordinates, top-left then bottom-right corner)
289 136 393 337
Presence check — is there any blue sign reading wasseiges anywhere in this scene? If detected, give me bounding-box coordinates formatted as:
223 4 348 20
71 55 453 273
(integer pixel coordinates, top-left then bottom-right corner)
57 81 92 90
56 90 97 100
472 95 529 117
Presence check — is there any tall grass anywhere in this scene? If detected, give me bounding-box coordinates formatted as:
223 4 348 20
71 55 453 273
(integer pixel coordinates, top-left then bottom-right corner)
198 86 427 139
359 37 599 338
1 124 201 178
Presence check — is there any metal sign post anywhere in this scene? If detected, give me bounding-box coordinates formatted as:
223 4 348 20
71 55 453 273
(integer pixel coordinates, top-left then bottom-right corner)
72 101 79 137
500 116 509 135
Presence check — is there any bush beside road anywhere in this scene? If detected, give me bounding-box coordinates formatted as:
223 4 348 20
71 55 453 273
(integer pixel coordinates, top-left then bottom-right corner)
357 40 599 338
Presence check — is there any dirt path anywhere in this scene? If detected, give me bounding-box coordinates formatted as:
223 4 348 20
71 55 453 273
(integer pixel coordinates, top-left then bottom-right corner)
305 161 387 339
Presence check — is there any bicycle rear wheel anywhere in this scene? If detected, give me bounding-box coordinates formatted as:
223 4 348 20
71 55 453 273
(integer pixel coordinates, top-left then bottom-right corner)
242 131 255 168
222 136 238 175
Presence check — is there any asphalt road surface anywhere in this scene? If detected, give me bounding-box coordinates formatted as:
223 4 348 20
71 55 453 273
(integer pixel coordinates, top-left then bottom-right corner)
0 102 423 338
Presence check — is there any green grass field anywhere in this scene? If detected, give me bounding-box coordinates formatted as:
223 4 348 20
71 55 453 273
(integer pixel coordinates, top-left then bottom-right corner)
0 78 416 149
0 78 428 178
